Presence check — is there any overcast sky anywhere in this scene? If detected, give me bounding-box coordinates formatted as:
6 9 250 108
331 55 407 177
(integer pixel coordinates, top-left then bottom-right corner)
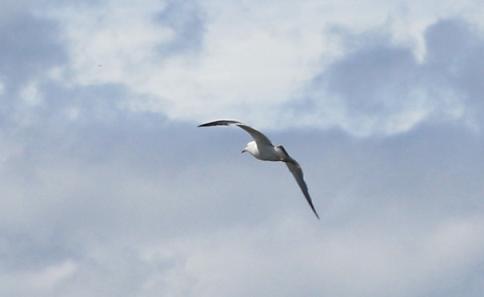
1 1 484 296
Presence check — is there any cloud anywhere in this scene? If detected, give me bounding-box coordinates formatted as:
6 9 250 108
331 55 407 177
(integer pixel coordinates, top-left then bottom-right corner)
424 20 484 123
38 0 484 136
1 97 484 296
292 18 484 136
1 1 484 297
155 0 206 55
0 6 66 88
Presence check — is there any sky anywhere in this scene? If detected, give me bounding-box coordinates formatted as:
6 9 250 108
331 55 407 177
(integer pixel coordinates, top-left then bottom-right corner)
1 0 484 296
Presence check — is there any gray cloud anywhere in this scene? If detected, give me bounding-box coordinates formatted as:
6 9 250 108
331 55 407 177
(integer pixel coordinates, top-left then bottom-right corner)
0 6 483 297
0 2 67 133
0 8 66 88
297 18 484 135
1 91 484 296
155 0 206 55
424 20 484 118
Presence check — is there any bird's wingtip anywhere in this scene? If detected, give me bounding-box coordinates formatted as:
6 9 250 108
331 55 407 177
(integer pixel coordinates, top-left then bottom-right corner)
198 122 216 127
197 119 241 128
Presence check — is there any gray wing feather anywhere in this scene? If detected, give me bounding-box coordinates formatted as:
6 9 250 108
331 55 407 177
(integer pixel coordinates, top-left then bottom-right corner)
285 160 320 219
236 124 273 146
198 120 273 146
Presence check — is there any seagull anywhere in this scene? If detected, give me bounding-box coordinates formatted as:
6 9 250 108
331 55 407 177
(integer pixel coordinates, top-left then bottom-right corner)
198 120 320 219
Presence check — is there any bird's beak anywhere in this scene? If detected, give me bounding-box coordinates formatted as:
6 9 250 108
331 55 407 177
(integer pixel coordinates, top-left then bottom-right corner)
241 149 246 154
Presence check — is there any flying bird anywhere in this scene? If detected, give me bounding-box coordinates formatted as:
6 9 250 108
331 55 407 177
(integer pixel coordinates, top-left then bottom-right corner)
198 120 320 219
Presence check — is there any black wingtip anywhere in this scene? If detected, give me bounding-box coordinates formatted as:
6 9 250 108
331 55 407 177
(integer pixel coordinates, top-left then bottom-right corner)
311 205 320 219
198 122 215 127
306 194 320 219
198 122 218 127
198 122 216 127
198 120 241 128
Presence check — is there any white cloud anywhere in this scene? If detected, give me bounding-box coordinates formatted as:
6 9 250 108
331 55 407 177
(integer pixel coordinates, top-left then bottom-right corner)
2 215 482 296
0 260 77 295
44 0 484 136
1 2 484 296
28 260 78 290
52 0 173 85
19 80 43 106
130 215 484 297
0 104 483 296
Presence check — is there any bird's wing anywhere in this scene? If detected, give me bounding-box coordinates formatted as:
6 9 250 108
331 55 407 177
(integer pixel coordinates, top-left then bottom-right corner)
198 119 241 127
198 120 273 146
285 158 320 219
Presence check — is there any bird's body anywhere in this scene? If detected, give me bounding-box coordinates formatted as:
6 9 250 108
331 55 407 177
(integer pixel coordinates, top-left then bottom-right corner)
198 119 320 219
244 141 285 161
